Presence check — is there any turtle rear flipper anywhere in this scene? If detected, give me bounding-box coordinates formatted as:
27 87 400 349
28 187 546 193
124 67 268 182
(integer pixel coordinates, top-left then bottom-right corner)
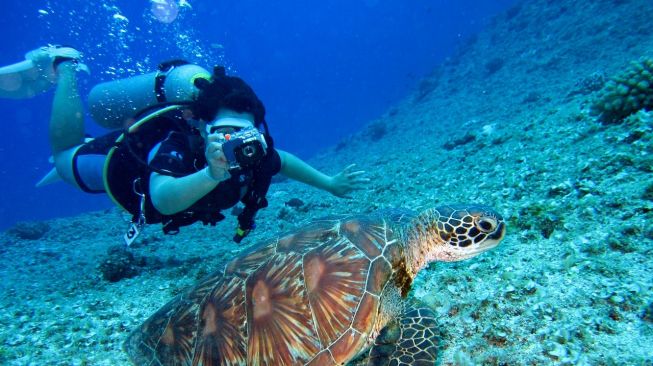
367 301 441 366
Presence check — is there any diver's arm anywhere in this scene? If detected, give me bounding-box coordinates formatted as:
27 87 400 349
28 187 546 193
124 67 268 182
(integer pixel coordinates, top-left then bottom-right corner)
150 135 230 215
277 149 368 198
149 170 224 215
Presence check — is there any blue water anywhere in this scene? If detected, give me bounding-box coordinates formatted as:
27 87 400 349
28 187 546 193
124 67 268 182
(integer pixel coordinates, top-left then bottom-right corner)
0 0 517 229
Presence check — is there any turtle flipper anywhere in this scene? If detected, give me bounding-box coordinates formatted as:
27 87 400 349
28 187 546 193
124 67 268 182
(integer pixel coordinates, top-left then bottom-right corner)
367 301 440 366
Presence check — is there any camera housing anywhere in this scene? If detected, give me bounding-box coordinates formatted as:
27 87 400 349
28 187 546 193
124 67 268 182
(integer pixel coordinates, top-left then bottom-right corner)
219 126 268 171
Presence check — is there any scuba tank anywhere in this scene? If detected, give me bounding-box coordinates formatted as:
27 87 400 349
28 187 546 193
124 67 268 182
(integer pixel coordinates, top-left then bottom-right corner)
88 61 210 129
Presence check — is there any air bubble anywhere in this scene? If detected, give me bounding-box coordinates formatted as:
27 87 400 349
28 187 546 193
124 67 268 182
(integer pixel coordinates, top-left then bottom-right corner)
150 0 179 24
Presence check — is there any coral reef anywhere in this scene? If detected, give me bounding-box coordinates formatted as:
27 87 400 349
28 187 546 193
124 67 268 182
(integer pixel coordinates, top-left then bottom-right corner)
591 58 653 123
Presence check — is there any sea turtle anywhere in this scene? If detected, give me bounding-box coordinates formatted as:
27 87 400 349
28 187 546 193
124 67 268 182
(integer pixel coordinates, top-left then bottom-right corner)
124 204 505 365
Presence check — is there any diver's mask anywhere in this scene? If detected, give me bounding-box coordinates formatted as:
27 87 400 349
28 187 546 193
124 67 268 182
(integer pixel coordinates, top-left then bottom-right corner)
205 117 253 135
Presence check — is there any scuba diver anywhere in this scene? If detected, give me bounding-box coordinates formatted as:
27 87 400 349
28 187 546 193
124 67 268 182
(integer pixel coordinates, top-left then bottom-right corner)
1 45 368 244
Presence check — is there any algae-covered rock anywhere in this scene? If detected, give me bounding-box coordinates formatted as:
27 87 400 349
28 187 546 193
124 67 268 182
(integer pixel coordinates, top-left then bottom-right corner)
7 221 51 240
513 201 564 239
591 58 653 123
642 301 653 323
97 245 144 282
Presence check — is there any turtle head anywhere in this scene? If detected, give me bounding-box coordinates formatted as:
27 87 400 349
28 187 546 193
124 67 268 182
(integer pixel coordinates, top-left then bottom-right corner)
406 205 505 272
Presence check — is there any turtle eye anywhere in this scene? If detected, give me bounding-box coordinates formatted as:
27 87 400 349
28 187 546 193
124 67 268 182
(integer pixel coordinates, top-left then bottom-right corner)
477 217 497 233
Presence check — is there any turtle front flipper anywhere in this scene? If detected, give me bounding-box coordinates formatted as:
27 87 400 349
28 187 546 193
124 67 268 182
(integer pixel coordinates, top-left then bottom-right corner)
366 301 441 366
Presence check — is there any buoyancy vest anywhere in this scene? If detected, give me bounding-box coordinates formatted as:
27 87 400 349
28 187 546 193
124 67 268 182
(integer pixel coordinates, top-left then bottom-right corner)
103 105 273 240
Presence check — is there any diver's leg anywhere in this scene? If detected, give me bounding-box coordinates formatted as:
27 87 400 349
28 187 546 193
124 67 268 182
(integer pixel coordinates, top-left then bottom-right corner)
50 61 85 154
50 60 92 190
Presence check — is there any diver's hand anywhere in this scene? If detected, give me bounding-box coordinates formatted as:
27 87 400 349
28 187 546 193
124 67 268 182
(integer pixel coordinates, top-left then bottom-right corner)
329 164 369 198
204 133 230 182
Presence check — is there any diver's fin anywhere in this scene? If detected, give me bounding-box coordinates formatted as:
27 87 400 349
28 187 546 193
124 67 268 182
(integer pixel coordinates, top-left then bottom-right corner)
0 57 53 99
35 168 62 188
76 63 90 74
0 45 89 99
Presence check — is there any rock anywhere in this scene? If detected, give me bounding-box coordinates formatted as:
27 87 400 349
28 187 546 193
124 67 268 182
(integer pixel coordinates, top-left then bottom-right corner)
641 302 653 323
285 198 305 208
443 132 476 150
367 121 388 141
97 245 144 282
7 221 51 240
642 183 653 201
485 57 505 75
547 182 573 197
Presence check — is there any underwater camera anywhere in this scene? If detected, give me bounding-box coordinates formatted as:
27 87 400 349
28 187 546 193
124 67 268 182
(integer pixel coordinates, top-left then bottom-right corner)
219 126 268 170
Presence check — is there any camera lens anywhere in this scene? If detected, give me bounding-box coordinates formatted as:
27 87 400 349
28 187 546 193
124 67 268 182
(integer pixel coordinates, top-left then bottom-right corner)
242 145 257 157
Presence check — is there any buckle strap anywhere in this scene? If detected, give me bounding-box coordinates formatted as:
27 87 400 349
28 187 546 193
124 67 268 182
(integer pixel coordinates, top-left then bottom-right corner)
154 73 167 103
154 59 191 103
162 211 226 235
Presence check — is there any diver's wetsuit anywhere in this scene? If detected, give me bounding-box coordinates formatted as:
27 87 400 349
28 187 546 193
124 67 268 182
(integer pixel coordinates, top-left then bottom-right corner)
149 130 281 214
69 111 280 232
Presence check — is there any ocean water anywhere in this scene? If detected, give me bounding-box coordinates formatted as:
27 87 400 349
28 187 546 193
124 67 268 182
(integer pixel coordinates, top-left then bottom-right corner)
0 0 516 229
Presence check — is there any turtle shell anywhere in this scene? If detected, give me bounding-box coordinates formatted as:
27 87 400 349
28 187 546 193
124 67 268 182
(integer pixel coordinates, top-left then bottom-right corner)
125 212 413 366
